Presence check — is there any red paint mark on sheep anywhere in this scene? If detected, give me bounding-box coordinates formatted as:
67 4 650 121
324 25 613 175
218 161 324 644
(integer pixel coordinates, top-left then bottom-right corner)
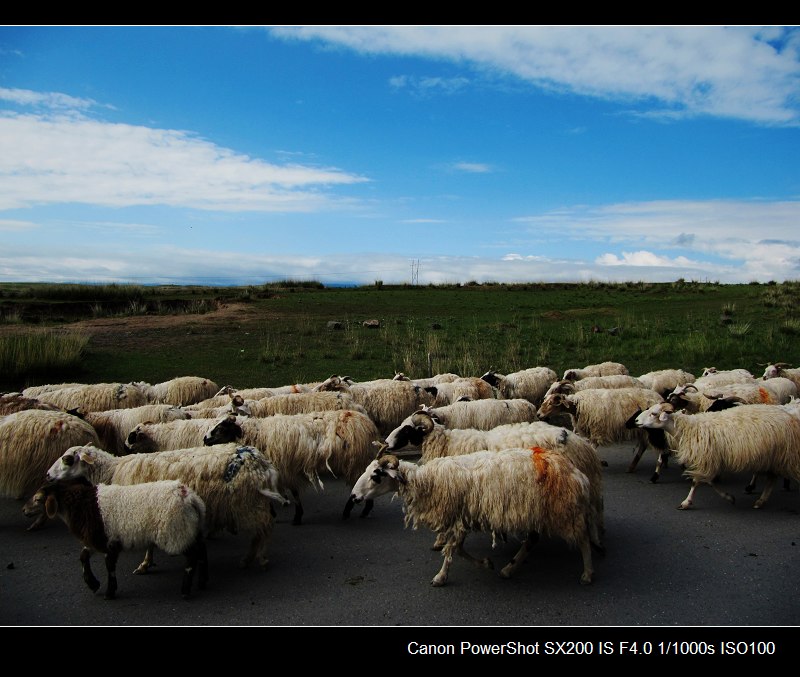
530 446 550 484
758 387 771 404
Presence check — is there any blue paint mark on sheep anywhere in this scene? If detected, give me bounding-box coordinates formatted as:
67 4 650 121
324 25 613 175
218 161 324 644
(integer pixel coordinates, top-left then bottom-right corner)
223 446 257 483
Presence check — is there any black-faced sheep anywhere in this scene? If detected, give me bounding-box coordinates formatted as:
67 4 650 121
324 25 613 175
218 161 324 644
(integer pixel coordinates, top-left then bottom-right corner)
634 402 800 510
23 478 208 599
46 443 285 570
83 404 189 455
346 450 594 586
202 410 382 525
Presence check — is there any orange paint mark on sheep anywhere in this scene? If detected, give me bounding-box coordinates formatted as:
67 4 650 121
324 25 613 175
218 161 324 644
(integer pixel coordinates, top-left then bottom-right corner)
758 387 771 403
530 446 549 483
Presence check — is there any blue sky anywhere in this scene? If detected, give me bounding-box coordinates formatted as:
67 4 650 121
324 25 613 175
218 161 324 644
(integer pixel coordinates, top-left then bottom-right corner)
1 25 799 285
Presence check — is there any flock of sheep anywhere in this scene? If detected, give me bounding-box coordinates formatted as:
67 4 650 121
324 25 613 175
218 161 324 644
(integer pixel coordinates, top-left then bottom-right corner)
3 361 800 599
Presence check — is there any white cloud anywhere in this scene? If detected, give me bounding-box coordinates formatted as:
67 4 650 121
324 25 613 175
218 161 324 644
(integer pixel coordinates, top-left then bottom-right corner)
0 87 104 111
595 251 699 267
0 218 37 231
272 26 800 125
452 162 492 173
0 112 368 212
389 74 471 95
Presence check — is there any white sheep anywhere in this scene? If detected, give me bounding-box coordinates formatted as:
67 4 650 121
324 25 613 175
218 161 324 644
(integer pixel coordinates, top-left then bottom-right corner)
187 383 318 410
21 383 85 398
693 368 755 389
187 391 368 419
201 410 382 525
636 369 696 398
31 382 149 412
562 361 629 381
537 387 665 479
346 450 594 586
634 402 800 510
392 372 461 388
45 443 285 571
544 374 646 398
373 410 604 551
1 409 100 528
83 404 189 455
314 375 435 434
124 417 232 454
23 478 207 599
666 379 797 414
0 393 62 416
420 398 539 430
138 376 220 406
422 377 496 407
762 363 800 390
480 367 558 406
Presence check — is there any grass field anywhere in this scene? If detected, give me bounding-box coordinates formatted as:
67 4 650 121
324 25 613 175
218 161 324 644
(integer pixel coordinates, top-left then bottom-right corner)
1 279 798 391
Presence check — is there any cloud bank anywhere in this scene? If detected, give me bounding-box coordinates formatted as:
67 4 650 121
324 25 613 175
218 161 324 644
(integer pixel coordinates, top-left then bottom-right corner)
272 26 800 125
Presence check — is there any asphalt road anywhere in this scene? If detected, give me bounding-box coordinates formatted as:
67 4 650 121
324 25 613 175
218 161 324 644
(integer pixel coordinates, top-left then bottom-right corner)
2 441 799 655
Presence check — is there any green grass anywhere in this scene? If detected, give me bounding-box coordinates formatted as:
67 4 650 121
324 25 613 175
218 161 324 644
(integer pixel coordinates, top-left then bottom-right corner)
2 279 799 391
0 330 89 382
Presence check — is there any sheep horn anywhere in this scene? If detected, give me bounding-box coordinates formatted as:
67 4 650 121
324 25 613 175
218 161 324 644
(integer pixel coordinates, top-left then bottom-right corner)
410 411 435 433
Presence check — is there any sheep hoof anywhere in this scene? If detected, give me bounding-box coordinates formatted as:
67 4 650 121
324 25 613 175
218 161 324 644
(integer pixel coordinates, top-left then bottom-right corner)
678 502 692 510
744 484 755 494
483 558 494 571
753 500 764 509
431 576 447 587
500 567 513 579
649 473 659 483
591 542 606 556
724 494 735 505
580 573 593 585
601 460 609 467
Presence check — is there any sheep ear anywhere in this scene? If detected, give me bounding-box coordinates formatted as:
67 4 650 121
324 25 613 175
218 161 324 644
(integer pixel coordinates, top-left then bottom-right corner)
45 495 58 519
385 468 406 484
79 450 95 465
658 411 671 422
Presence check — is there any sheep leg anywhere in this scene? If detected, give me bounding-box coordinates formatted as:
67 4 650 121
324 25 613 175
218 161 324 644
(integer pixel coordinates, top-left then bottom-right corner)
650 451 670 484
577 530 594 585
103 541 122 600
240 522 273 569
291 489 304 526
627 433 648 473
678 480 701 510
745 474 758 494
80 546 101 593
359 499 374 518
431 531 448 551
431 528 462 587
133 545 156 575
181 537 207 598
753 473 777 509
25 513 48 531
456 535 494 572
500 532 539 579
